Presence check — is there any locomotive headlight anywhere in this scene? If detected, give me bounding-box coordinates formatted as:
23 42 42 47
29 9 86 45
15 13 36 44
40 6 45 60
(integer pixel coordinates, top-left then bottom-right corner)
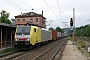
27 39 29 41
16 39 18 41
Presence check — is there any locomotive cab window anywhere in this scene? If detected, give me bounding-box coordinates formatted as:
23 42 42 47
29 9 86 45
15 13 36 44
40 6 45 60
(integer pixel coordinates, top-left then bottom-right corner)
16 26 31 35
34 28 36 32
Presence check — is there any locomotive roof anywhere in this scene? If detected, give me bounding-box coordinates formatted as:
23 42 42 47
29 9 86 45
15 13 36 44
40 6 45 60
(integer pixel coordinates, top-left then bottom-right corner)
17 26 38 28
17 26 31 27
41 28 50 31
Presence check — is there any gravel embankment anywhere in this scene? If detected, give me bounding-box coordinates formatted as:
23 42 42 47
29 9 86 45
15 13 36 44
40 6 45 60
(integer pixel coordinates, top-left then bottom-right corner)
61 40 87 60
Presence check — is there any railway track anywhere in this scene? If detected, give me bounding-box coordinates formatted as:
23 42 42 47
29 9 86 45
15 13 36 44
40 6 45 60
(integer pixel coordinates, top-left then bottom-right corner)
13 37 68 60
32 37 67 60
0 41 55 60
0 50 19 58
50 39 67 60
0 37 68 60
0 50 31 60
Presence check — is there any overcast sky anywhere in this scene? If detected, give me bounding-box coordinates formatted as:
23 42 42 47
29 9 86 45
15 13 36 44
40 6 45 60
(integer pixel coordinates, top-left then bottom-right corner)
0 0 90 28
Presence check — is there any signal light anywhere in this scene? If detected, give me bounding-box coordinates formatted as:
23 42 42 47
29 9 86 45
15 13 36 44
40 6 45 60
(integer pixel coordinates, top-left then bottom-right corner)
70 18 73 26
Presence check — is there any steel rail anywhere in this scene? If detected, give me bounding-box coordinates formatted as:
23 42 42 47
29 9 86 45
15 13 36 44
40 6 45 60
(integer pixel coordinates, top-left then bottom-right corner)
32 40 63 60
0 49 31 60
2 42 53 60
50 39 67 60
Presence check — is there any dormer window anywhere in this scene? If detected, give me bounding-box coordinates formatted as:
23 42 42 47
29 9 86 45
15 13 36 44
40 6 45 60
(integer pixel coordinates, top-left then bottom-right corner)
31 12 34 15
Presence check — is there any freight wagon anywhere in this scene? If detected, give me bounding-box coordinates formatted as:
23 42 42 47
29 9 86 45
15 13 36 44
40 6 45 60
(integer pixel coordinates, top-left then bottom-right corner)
57 32 61 39
14 25 67 49
51 30 57 40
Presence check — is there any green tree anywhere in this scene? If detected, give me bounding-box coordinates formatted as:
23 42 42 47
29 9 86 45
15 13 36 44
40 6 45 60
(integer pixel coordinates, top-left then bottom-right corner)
49 27 54 30
56 27 64 33
76 25 90 37
0 10 11 24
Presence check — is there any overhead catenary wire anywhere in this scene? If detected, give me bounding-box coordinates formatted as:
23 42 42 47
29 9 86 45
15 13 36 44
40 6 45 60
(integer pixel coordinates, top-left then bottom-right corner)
49 0 58 14
19 0 34 10
47 0 61 21
4 0 28 12
49 0 66 26
8 0 29 11
44 0 68 26
44 0 69 27
57 0 69 27
4 0 69 27
76 10 90 18
45 0 59 26
57 0 63 22
43 0 60 21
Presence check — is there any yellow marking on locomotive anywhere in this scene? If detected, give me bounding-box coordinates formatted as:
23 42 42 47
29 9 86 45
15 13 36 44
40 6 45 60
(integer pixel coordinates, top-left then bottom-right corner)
14 26 18 41
29 26 41 45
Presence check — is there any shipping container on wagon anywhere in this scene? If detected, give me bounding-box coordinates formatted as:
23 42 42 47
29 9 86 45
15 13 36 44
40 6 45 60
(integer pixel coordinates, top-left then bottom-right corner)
51 30 57 40
61 33 64 38
57 32 61 39
64 32 67 37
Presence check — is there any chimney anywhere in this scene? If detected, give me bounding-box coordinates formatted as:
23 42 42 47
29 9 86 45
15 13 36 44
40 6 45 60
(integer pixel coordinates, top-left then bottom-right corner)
42 10 43 16
21 12 22 16
42 10 43 28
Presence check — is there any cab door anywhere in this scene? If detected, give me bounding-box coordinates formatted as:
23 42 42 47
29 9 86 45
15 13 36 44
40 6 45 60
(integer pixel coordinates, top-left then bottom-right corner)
36 28 41 43
33 28 37 45
30 27 37 45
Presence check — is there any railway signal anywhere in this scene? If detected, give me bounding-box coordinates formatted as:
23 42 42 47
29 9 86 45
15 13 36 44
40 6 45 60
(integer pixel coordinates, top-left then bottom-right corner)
70 18 73 26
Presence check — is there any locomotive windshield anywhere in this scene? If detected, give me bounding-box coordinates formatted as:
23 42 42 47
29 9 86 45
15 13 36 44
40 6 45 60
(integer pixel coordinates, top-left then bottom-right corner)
16 26 31 35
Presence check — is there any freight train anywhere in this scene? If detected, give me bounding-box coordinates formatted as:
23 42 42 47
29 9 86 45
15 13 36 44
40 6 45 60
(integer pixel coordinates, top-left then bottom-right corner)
14 25 67 49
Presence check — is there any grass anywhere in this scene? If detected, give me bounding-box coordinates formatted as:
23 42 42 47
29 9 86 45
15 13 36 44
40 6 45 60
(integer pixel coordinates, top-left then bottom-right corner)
77 46 81 50
78 40 86 48
75 38 86 48
68 37 73 41
0 47 17 54
76 37 90 60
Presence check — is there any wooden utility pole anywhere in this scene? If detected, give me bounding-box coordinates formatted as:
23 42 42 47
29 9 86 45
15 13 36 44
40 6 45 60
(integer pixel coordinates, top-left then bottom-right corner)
1 27 2 48
11 29 12 45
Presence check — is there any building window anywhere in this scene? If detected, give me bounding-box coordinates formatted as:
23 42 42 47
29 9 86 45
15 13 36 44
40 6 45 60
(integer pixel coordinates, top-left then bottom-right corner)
17 19 20 22
30 19 33 23
27 21 29 22
36 18 38 22
22 19 25 22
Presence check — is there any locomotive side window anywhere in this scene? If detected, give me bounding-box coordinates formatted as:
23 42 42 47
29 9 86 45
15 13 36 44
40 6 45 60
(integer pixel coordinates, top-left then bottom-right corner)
34 28 36 33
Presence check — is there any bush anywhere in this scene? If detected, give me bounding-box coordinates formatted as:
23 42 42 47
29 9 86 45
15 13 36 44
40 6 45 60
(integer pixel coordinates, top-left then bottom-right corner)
81 44 86 48
77 46 81 50
77 40 86 48
76 39 86 52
